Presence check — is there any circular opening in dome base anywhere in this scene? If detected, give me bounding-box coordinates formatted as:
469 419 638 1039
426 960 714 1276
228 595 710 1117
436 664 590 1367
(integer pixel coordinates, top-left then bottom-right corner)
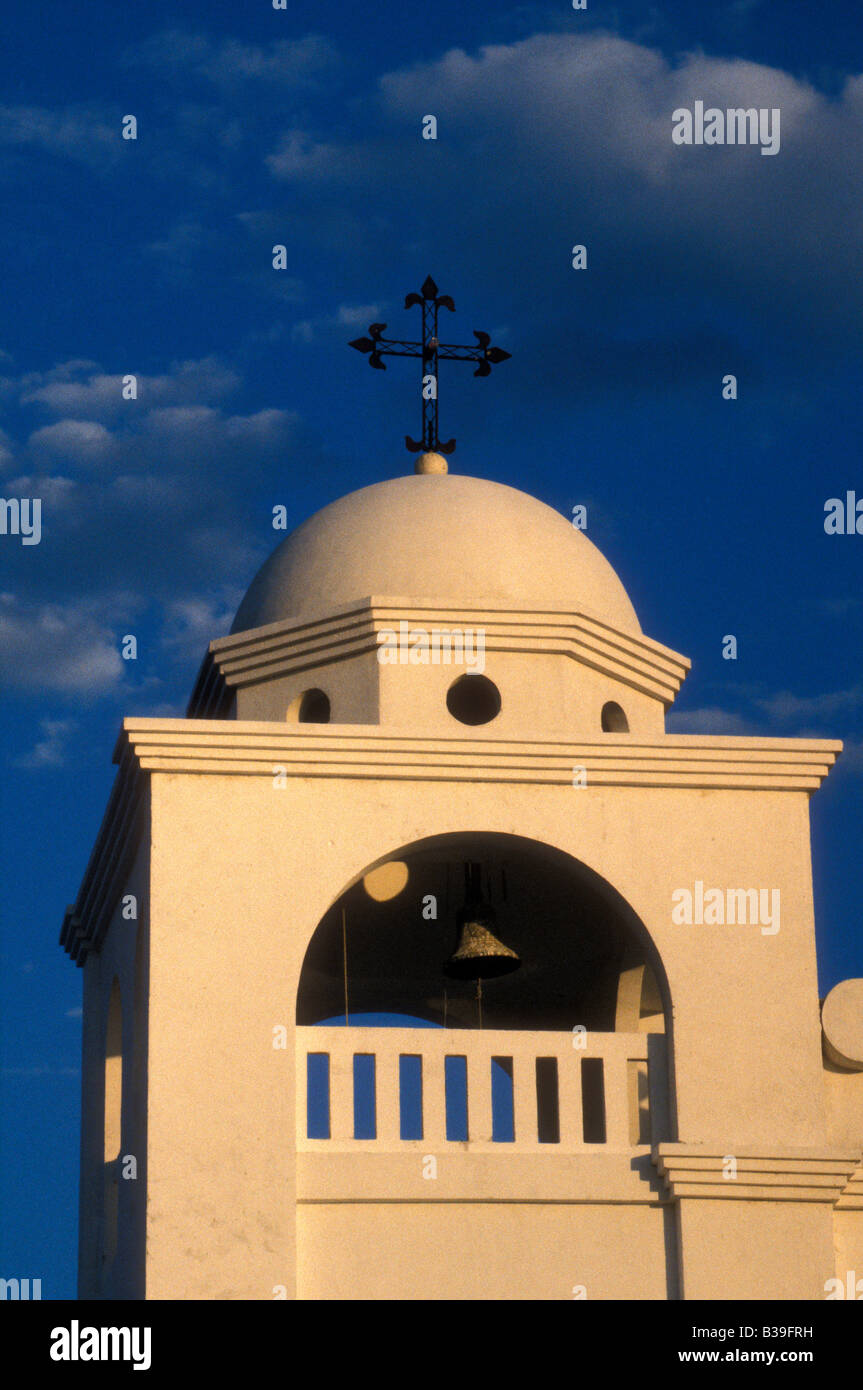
446 674 501 726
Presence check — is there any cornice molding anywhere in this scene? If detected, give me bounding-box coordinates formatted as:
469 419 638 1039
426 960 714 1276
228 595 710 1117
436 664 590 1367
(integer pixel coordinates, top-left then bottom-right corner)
836 1167 863 1210
188 597 691 716
60 721 840 964
653 1144 862 1203
118 720 841 790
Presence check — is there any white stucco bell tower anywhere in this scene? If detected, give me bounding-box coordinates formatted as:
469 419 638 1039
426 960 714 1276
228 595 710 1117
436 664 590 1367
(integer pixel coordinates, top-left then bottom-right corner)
62 454 863 1299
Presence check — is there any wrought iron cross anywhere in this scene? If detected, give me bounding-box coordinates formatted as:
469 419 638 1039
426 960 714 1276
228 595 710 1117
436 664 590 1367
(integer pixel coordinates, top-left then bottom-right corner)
349 275 511 455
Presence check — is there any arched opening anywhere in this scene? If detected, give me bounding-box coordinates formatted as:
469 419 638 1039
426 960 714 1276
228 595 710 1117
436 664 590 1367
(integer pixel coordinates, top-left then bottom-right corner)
104 979 123 1160
601 700 629 733
103 978 123 1268
296 835 673 1150
446 674 501 726
127 922 148 1298
132 923 147 1099
287 688 331 724
297 834 668 1034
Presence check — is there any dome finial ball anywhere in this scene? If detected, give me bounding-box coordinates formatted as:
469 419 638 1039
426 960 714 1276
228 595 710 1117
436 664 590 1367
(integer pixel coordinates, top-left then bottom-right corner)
415 452 448 475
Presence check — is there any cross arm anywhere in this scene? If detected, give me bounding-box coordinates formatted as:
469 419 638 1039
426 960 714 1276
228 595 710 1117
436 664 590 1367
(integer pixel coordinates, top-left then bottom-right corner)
347 277 513 450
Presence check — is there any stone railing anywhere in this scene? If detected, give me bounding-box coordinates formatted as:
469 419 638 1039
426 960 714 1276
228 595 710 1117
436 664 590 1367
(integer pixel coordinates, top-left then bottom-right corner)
297 1026 669 1153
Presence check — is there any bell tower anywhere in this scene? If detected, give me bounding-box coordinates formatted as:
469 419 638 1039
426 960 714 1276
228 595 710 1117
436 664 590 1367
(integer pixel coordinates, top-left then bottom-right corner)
62 454 863 1300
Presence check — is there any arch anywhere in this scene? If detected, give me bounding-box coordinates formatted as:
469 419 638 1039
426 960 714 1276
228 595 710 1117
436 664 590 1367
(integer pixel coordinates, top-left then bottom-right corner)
131 922 149 1183
104 977 123 1162
125 922 149 1297
103 977 123 1269
296 832 673 1038
287 688 331 724
601 700 629 733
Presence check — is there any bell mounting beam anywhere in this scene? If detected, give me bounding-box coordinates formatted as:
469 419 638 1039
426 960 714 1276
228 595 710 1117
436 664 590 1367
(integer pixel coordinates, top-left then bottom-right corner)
348 275 511 455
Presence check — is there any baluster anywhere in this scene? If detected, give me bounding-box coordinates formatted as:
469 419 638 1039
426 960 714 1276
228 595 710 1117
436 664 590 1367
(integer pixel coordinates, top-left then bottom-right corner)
511 1053 536 1146
375 1046 400 1144
328 1037 354 1142
602 1049 631 1149
556 1045 584 1147
422 1047 447 1145
466 1048 494 1144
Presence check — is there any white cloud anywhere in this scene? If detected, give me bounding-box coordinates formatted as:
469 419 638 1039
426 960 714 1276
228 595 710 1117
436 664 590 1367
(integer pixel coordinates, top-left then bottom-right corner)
376 35 817 186
0 105 118 165
292 303 384 343
28 419 113 466
21 355 240 419
755 687 863 722
15 718 76 769
8 356 300 488
0 350 308 684
203 34 337 86
5 473 76 506
667 688 863 742
108 473 186 507
666 706 755 735
139 403 300 463
128 30 338 88
161 594 242 652
0 426 15 471
337 304 382 325
261 32 863 338
144 220 221 266
0 595 128 695
266 130 349 180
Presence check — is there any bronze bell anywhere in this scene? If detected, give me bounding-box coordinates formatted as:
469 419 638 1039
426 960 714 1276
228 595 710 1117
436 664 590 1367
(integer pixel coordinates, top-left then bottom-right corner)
444 863 521 980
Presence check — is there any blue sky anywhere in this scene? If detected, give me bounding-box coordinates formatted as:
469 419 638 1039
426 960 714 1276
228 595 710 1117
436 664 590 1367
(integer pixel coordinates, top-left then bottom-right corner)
1 0 862 1297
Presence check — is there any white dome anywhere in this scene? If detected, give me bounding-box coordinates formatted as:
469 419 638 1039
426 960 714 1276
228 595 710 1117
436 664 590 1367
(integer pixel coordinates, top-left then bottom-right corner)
231 473 641 634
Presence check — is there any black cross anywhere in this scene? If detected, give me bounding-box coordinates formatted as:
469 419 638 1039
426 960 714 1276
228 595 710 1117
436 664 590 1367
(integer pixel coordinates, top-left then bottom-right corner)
349 275 511 455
